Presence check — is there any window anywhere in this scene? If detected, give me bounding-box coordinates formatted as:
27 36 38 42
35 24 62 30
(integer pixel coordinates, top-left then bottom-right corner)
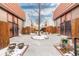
8 13 13 22
66 12 72 21
14 16 18 24
0 8 7 22
54 20 57 27
65 21 71 36
60 16 65 34
18 19 23 34
57 18 60 27
13 24 18 36
60 23 64 34
61 16 65 23
13 16 18 36
72 7 79 20
8 22 14 37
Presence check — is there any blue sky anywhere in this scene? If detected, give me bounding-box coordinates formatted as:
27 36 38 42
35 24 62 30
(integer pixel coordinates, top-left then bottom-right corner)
19 3 57 27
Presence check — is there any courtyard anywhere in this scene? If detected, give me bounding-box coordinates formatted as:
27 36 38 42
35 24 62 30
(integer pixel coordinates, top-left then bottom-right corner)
10 33 68 56
0 3 79 56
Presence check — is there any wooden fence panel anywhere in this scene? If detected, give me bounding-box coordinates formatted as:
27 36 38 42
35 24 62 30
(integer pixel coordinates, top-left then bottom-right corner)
0 21 9 48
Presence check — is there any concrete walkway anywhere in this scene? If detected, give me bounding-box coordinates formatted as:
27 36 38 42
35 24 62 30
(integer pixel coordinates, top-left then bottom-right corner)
10 34 63 56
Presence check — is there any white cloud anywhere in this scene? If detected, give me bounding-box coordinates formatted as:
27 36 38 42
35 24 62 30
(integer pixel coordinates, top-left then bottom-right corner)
41 8 53 15
23 3 59 27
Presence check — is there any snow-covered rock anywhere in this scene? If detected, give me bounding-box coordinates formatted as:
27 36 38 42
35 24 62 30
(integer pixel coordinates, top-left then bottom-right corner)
31 35 49 40
0 46 28 56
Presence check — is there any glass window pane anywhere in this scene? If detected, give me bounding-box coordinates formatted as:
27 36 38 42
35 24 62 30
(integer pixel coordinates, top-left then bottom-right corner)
72 7 79 20
66 12 72 21
8 13 13 22
65 21 71 36
0 9 7 22
14 16 18 24
18 19 23 33
61 16 65 23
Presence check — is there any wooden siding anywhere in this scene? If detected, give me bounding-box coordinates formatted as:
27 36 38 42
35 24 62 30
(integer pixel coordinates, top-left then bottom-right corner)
0 21 9 48
71 18 79 42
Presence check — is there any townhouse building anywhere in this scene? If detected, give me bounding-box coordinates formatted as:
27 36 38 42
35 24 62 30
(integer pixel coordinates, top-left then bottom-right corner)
0 3 25 48
53 3 79 40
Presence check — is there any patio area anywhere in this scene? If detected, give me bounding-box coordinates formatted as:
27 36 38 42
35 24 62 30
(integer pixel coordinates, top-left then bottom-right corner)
10 34 67 56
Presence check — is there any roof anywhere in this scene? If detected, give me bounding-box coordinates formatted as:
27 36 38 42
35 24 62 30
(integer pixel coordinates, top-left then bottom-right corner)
0 3 25 20
53 3 79 20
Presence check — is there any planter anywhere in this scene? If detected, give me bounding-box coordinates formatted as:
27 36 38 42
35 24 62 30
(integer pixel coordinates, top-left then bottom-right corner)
18 43 24 49
5 43 16 56
5 49 14 56
8 43 16 49
62 39 68 44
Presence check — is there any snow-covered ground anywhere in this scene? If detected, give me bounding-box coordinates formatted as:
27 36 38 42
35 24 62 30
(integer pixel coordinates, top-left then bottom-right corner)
10 33 68 56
